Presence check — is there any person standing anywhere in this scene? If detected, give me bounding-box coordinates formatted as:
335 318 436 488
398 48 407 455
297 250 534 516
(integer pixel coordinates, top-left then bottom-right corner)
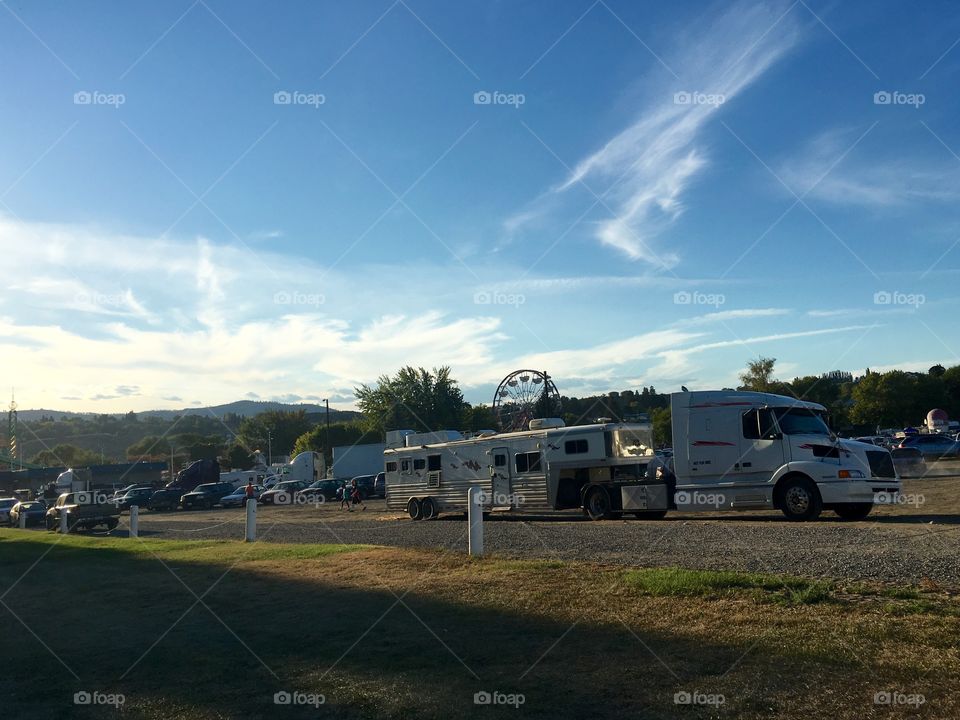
244 480 256 506
350 478 366 511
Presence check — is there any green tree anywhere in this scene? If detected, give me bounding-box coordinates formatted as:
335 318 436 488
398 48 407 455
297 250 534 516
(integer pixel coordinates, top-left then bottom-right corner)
355 366 467 433
223 443 254 470
738 357 782 392
238 410 313 459
30 443 101 468
850 371 918 428
463 403 496 431
651 407 672 446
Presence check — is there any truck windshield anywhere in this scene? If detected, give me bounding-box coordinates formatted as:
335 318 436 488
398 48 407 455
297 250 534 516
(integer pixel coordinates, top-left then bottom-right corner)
773 408 831 435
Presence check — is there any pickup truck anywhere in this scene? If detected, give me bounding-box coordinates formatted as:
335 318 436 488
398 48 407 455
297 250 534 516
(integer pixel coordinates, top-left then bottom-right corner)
46 492 120 532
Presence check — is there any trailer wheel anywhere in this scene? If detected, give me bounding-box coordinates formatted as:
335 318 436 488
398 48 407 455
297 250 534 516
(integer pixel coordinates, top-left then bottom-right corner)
834 503 872 521
420 497 438 520
633 511 668 520
776 475 822 521
583 486 612 521
406 498 422 521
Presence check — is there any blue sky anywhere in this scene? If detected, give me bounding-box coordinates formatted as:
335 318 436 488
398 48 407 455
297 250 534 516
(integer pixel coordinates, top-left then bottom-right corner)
1 0 959 412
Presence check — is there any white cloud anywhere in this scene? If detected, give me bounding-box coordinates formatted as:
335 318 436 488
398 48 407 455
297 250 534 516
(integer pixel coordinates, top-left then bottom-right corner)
779 129 960 207
507 1 801 264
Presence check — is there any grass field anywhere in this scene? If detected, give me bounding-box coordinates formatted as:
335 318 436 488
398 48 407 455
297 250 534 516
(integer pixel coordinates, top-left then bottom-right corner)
1 530 958 719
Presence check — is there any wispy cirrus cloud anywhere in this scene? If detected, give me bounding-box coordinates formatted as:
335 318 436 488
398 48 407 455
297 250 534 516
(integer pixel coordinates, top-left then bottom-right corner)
779 129 960 207
507 1 802 266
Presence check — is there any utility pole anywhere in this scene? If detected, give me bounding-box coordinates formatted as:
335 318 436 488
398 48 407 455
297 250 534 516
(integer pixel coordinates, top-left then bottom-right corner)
324 399 330 474
267 429 273 466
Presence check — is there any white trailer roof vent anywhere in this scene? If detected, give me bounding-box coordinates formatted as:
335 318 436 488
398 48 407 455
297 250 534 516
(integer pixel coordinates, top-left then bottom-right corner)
529 418 565 430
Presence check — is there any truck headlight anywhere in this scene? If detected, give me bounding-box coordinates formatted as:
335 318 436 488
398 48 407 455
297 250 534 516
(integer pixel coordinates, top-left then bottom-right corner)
838 469 865 479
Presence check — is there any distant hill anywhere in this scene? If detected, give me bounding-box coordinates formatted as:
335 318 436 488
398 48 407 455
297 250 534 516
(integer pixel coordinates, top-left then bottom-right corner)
18 401 361 423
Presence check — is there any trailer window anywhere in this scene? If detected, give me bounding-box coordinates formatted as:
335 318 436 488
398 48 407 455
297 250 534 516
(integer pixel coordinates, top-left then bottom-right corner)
742 409 778 440
413 458 426 471
400 459 411 473
494 453 506 467
515 451 542 473
564 439 588 454
427 455 441 471
385 461 398 472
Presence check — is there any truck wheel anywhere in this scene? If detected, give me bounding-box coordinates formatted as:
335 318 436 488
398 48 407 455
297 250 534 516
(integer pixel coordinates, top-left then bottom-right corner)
420 497 438 520
633 510 668 520
777 476 822 521
834 503 872 521
406 498 422 521
583 486 612 521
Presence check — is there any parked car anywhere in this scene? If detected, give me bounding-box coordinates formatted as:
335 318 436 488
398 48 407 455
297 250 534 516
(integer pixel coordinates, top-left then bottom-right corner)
898 434 960 459
111 483 142 500
220 485 262 508
855 436 888 447
0 497 17 524
351 475 376 499
115 487 155 512
45 492 119 532
296 479 340 503
891 447 927 477
147 489 181 511
371 472 386 499
180 482 235 510
259 480 309 505
9 500 47 526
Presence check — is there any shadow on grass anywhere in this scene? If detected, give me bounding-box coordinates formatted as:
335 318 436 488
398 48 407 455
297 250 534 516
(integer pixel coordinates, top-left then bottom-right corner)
0 535 923 719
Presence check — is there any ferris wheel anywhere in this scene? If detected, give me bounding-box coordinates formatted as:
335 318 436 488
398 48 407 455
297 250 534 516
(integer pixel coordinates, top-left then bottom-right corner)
492 369 561 432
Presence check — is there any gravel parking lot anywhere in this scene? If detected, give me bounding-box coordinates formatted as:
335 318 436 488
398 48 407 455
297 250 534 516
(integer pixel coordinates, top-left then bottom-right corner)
79 473 959 590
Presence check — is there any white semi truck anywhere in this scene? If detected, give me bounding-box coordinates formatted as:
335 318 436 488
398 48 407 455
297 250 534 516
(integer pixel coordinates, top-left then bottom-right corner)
384 390 901 522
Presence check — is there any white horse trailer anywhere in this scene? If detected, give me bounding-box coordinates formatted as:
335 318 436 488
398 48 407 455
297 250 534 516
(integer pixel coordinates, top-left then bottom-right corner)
384 420 669 520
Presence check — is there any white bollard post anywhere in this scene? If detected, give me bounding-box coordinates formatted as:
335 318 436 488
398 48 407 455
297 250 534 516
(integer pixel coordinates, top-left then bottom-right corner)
468 486 483 557
60 511 68 534
245 499 257 542
19 511 26 529
129 505 139 538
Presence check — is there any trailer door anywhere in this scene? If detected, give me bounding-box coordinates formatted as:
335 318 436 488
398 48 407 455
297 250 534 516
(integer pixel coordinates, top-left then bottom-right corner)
490 446 512 506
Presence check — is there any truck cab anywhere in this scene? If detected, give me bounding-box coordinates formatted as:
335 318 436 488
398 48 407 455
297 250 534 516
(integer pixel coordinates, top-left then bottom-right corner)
671 390 901 520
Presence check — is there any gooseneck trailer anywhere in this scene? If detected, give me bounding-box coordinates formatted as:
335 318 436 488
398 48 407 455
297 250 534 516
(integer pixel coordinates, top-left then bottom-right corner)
384 390 902 522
